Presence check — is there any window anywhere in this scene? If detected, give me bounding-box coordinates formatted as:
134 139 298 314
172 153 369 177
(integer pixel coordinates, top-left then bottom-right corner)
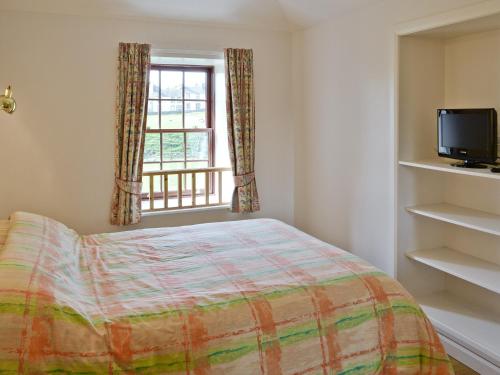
144 65 214 173
142 58 233 211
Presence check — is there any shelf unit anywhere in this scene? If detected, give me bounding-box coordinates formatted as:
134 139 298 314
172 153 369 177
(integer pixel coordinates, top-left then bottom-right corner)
399 159 500 180
397 11 500 373
407 247 500 294
407 203 500 237
417 291 500 368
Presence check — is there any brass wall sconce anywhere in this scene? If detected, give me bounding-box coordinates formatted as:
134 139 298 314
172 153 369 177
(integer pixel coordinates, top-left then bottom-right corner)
1 86 16 114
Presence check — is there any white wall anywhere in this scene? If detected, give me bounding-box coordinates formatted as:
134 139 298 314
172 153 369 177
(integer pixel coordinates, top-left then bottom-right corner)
293 0 486 274
0 11 294 234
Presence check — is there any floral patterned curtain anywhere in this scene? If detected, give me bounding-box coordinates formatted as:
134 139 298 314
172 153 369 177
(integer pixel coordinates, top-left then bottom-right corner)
110 43 151 225
224 48 260 213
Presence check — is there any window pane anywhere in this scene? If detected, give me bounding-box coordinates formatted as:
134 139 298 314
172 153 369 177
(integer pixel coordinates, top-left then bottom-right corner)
144 133 160 162
186 132 209 160
163 162 185 171
163 132 185 161
144 162 161 172
186 161 209 169
146 100 159 129
161 101 183 129
185 72 207 100
161 70 182 99
149 70 159 99
185 101 207 128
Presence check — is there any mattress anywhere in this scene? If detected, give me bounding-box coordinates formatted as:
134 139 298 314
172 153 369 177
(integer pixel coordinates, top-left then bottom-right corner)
0 212 452 374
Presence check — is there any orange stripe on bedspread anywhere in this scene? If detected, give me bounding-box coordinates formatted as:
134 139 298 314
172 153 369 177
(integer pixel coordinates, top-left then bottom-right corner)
109 323 133 370
216 260 282 374
188 309 211 375
17 259 42 370
18 220 54 373
139 244 212 375
363 276 397 375
267 253 342 374
27 272 56 363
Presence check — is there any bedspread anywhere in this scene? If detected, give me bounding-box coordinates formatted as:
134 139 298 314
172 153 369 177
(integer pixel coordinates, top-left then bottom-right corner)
0 212 452 374
0 219 9 247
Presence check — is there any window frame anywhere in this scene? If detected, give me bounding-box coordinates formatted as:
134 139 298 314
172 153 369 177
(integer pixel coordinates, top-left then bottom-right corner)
143 64 216 199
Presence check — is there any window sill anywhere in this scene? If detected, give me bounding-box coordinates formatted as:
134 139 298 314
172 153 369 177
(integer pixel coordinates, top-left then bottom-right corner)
142 204 231 217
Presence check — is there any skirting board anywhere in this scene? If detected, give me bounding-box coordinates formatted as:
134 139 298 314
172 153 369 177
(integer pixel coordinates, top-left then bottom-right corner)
440 334 500 375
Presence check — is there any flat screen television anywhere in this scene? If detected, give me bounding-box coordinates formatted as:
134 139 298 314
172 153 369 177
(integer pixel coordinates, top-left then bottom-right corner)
437 108 497 168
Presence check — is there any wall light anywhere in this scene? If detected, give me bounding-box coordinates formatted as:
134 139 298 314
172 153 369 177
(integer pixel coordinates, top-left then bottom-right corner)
1 86 16 114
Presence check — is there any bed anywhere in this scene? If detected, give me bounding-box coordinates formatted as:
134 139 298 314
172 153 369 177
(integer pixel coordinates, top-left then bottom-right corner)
0 212 452 374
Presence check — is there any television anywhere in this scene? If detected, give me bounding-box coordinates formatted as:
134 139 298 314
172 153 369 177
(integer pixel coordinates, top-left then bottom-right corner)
437 108 497 168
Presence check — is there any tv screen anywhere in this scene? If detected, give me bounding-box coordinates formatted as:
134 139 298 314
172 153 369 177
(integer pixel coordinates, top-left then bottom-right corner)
437 108 497 167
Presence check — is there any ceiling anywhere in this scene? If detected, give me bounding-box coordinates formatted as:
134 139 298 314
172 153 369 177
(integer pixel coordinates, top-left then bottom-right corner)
0 0 381 30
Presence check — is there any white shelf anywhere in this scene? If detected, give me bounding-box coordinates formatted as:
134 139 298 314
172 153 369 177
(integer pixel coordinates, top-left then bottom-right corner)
407 203 500 237
407 247 500 294
417 291 500 368
399 159 500 180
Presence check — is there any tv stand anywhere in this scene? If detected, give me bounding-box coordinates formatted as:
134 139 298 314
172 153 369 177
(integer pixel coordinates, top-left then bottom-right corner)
451 161 488 169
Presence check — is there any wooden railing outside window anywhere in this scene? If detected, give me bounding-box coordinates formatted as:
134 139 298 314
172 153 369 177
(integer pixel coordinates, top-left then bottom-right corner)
142 167 232 212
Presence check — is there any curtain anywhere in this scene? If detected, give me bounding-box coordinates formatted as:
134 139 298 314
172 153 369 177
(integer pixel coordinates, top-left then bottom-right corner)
224 48 260 213
110 43 151 225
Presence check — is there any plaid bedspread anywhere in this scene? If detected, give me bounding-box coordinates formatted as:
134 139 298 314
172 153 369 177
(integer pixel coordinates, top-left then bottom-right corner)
0 220 9 246
0 212 452 374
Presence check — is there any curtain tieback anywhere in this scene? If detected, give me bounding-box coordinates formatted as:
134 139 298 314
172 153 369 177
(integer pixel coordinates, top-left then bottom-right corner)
234 172 255 187
115 177 142 195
